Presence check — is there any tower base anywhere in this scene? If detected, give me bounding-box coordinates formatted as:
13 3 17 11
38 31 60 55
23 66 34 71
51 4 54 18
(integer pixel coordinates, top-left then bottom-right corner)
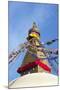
17 59 51 76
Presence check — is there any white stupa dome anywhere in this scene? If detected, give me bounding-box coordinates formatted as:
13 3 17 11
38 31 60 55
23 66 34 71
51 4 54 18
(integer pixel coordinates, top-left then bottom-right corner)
9 72 58 88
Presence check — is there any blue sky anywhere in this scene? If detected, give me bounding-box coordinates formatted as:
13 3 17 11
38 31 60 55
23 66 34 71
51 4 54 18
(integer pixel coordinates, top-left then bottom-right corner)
8 1 58 81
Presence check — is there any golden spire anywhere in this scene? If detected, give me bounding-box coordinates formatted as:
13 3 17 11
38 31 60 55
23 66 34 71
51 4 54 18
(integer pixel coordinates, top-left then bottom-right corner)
32 22 39 32
27 22 40 40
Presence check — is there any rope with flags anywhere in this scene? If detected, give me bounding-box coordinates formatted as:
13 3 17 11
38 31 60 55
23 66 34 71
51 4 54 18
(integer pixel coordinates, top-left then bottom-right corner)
8 42 29 64
9 38 58 64
9 38 58 75
43 38 58 45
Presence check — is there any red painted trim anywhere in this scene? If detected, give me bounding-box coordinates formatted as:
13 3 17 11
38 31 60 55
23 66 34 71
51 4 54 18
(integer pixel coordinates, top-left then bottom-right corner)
35 60 51 72
17 59 51 73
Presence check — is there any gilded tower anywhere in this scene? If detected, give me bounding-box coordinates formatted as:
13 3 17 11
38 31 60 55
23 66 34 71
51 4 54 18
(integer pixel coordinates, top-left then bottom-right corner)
17 22 51 76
